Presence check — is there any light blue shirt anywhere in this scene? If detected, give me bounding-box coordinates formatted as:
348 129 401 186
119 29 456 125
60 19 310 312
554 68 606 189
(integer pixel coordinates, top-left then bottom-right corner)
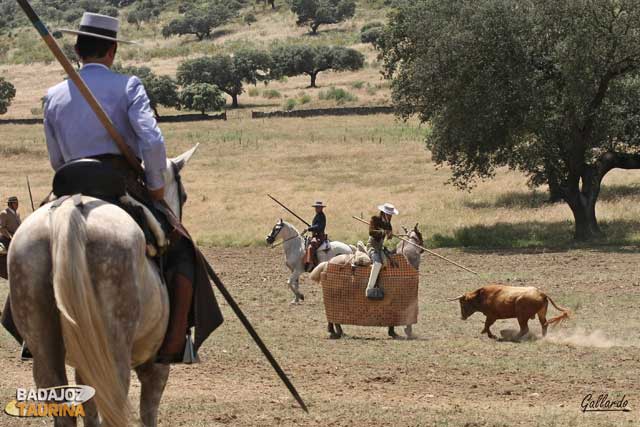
43 63 167 190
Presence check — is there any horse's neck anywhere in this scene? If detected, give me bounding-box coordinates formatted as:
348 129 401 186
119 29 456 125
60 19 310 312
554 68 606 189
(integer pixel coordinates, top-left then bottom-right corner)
282 223 304 252
163 172 181 218
402 235 421 256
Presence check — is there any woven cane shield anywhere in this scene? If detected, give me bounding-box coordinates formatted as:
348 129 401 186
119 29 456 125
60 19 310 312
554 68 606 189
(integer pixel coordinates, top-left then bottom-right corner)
320 254 419 327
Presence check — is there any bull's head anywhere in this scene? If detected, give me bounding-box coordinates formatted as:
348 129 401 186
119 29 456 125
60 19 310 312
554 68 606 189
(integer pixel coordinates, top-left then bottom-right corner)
449 290 481 320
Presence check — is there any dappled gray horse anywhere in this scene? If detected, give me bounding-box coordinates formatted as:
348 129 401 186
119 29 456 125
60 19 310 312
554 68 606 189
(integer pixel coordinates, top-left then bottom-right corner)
328 223 424 340
8 146 198 427
266 219 353 303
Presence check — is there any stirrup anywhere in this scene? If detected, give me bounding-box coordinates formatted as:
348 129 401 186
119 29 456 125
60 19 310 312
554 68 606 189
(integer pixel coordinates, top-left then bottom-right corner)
182 330 200 364
366 287 384 300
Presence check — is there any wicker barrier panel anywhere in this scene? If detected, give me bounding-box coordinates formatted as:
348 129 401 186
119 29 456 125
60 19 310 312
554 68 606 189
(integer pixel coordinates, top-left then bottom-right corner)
321 254 419 327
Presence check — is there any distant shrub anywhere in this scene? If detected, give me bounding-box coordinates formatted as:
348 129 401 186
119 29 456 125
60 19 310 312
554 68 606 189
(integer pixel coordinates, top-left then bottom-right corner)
0 77 16 115
263 89 282 99
318 86 357 104
248 87 260 97
283 98 297 111
351 80 365 89
299 93 311 104
244 13 257 25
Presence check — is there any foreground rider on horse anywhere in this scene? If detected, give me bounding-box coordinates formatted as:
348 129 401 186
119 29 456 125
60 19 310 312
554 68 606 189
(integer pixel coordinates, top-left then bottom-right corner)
40 13 206 364
304 201 327 272
365 203 398 299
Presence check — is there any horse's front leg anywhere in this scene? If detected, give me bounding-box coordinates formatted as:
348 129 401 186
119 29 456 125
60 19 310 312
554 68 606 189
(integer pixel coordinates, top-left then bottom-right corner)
135 360 170 427
75 371 99 427
404 325 415 340
328 323 343 339
287 270 304 304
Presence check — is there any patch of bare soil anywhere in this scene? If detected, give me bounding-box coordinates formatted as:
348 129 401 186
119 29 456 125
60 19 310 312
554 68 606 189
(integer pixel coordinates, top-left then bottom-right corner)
0 247 638 426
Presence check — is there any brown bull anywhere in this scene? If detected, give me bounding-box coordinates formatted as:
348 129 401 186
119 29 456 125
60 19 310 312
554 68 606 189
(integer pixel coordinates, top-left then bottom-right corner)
451 284 571 340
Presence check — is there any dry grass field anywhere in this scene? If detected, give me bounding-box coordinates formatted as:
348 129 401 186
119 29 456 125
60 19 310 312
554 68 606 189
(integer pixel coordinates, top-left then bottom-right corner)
2 115 640 249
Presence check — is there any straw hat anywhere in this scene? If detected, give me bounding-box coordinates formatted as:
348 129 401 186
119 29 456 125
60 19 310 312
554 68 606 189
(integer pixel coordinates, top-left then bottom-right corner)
378 203 399 216
59 12 134 44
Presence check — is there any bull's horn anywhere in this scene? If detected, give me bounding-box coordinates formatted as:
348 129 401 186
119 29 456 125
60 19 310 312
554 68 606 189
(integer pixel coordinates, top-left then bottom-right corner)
447 295 464 301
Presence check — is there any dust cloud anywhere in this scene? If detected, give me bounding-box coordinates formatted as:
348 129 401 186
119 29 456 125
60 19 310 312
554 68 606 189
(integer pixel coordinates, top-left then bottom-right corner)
543 328 639 348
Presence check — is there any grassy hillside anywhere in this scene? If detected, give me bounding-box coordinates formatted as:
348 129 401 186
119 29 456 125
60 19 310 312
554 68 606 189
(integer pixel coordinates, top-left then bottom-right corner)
0 0 392 118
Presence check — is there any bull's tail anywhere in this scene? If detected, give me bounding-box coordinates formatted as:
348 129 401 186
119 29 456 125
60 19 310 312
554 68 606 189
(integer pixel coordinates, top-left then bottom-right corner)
50 198 131 426
545 294 572 326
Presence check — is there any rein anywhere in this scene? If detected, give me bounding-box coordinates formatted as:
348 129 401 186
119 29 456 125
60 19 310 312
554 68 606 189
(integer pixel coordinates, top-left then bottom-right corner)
270 232 305 249
171 161 186 221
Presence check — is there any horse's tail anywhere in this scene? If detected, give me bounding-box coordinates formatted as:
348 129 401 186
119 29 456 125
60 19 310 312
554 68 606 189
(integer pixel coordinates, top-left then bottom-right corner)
50 198 131 426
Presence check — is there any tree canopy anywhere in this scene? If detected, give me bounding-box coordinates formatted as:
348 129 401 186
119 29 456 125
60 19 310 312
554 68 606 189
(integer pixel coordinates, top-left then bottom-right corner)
126 0 162 29
176 50 272 107
380 0 640 240
360 22 384 48
290 0 356 34
0 78 16 115
114 64 179 117
179 83 226 115
271 44 364 88
161 1 237 40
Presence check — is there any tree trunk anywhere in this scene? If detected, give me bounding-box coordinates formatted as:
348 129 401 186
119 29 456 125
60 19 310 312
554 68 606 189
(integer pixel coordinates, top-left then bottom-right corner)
309 72 317 88
547 179 563 203
562 164 602 241
231 94 239 108
565 192 599 241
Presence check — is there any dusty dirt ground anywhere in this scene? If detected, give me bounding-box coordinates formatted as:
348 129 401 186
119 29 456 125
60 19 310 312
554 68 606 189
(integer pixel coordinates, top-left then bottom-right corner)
0 247 639 426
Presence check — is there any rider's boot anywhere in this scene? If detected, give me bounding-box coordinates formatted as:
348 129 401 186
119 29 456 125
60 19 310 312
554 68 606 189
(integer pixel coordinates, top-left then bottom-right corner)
156 273 193 364
304 246 314 272
365 262 384 299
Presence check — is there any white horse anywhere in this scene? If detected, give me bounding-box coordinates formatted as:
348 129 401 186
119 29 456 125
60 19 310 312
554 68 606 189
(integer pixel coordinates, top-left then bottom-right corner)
265 219 353 303
8 146 198 427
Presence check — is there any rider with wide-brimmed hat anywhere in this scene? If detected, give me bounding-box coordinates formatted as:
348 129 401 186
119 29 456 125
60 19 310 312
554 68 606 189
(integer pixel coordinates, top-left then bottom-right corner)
0 196 21 252
304 200 327 272
37 12 219 364
365 203 398 299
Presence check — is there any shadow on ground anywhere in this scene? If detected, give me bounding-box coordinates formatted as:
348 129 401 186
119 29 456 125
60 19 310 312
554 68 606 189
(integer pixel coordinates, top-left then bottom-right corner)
430 219 640 251
464 184 640 209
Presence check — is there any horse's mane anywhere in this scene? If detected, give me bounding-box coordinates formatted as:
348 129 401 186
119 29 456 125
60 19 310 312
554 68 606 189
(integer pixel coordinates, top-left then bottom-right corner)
281 220 301 234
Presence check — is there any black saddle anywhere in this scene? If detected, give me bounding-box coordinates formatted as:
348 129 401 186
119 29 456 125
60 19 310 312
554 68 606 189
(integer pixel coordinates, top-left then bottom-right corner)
53 159 126 199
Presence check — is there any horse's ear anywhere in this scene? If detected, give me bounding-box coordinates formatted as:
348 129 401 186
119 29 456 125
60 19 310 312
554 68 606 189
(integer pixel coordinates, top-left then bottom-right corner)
414 223 419 231
172 144 200 172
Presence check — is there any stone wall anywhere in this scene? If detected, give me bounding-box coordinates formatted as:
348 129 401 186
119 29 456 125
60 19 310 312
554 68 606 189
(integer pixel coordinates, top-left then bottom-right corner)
251 106 394 119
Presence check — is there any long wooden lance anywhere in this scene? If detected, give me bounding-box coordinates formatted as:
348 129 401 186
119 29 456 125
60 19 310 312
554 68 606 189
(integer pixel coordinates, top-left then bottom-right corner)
16 0 308 413
26 176 35 212
267 194 311 227
352 216 479 276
